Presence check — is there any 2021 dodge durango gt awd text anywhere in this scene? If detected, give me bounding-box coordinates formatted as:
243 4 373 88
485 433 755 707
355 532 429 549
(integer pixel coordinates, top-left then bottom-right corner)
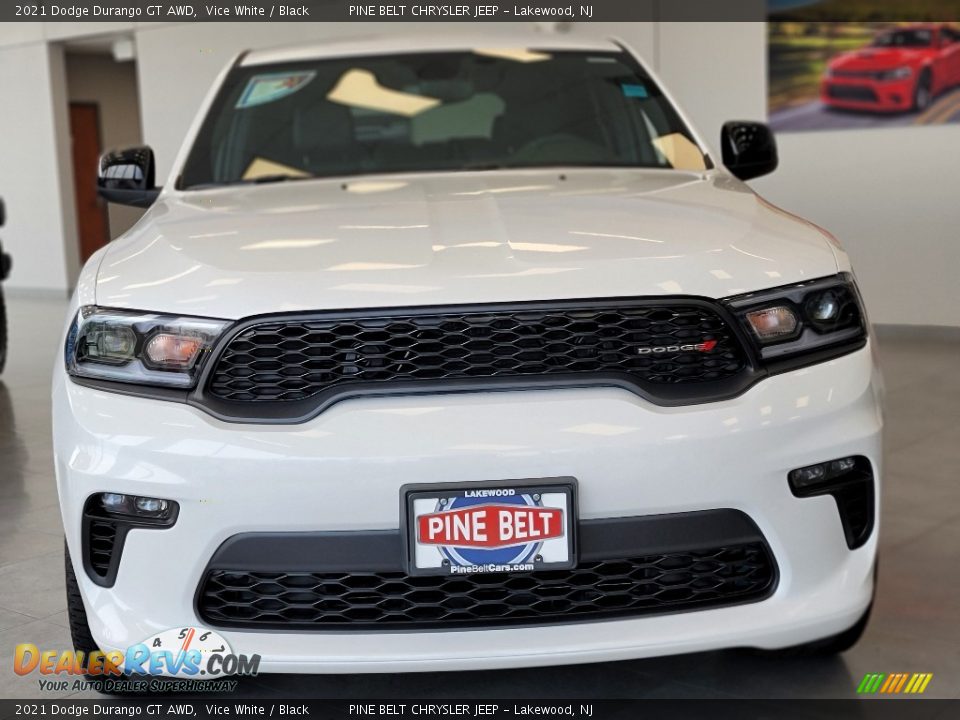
55 34 882 675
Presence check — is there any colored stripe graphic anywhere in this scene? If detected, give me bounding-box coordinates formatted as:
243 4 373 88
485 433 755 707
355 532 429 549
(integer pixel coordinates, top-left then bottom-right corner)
893 674 909 693
858 672 933 694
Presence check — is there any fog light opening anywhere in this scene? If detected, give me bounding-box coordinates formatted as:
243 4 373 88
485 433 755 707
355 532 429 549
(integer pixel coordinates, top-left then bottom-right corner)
98 492 175 520
100 492 129 512
788 455 862 491
134 497 169 515
787 456 874 550
83 494 180 588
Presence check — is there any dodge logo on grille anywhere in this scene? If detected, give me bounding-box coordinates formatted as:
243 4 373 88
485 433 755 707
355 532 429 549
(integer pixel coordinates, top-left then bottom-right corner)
637 339 718 355
417 504 564 549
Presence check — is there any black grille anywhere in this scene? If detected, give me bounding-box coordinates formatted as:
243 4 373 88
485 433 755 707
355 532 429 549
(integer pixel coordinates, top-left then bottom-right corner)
205 300 750 410
827 84 878 102
87 519 118 578
197 543 775 630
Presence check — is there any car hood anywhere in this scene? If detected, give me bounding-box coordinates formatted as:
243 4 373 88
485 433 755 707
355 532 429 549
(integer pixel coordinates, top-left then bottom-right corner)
829 47 928 71
95 169 840 320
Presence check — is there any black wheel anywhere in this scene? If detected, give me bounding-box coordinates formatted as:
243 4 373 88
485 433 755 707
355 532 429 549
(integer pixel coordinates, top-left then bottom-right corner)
913 70 933 112
0 287 7 375
65 542 98 659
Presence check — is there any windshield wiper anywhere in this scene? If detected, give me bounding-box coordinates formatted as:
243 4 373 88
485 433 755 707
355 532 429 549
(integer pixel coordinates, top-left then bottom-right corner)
460 162 512 171
248 174 306 184
185 174 309 190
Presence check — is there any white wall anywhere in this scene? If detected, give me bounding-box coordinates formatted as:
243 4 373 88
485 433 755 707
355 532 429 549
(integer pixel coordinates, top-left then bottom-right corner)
0 41 78 293
655 23 767 156
754 126 960 328
65 52 145 238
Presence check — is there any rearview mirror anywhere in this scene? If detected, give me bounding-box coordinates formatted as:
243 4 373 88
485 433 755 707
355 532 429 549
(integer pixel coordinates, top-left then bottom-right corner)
721 121 778 181
97 146 161 208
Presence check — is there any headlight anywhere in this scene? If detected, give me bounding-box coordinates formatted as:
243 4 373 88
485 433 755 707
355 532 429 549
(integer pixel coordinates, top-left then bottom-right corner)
65 307 230 388
724 274 866 364
878 66 912 81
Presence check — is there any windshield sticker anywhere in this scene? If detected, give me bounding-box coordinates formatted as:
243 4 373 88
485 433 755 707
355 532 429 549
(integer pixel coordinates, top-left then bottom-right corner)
327 69 440 117
241 157 311 181
652 133 707 172
621 83 649 99
473 48 552 63
236 71 316 109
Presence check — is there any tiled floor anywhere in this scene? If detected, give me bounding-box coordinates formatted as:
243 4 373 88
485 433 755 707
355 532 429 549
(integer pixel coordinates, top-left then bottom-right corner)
1 294 958 700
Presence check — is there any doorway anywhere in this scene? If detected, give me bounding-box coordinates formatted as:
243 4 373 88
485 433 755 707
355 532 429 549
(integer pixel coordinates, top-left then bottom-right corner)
69 102 109 264
64 44 145 265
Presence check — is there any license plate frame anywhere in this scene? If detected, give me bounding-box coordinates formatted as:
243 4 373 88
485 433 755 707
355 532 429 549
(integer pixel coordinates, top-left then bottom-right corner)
401 477 578 577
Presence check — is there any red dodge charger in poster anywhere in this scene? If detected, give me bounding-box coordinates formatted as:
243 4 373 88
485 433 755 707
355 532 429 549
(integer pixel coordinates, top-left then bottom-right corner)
822 24 960 113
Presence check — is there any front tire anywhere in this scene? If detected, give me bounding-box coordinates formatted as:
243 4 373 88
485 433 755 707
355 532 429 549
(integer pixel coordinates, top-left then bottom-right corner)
65 542 99 659
66 543 133 695
0 287 7 375
913 70 932 112
66 543 188 695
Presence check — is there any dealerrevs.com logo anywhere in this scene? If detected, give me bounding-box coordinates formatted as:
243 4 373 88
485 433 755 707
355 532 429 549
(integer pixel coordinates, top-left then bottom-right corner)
14 627 260 693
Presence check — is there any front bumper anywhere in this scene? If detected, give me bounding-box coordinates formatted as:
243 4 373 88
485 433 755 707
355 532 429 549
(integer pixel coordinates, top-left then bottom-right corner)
54 342 883 672
821 77 915 111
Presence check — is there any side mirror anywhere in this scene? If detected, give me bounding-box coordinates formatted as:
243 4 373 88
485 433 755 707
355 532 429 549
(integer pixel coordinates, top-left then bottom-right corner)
97 146 161 208
721 121 778 181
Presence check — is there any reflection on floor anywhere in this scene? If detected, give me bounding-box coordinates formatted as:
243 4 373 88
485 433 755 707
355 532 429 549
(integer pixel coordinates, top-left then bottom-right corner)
0 295 958 699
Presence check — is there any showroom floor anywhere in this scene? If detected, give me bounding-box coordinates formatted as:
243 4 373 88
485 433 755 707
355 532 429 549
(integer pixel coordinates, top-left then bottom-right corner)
1 295 958 701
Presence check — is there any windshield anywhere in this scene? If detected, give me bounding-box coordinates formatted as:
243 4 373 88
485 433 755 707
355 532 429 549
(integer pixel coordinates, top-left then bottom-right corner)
179 49 708 189
872 29 933 48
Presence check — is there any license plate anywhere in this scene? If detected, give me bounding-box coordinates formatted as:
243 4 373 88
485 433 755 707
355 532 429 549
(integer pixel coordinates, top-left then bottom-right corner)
402 478 577 576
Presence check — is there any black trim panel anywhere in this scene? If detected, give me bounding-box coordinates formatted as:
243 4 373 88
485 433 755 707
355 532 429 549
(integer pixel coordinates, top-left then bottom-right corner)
203 508 770 574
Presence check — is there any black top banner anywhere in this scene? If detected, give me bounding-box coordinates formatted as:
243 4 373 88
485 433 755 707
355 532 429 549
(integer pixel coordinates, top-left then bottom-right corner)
7 0 767 22
6 0 960 24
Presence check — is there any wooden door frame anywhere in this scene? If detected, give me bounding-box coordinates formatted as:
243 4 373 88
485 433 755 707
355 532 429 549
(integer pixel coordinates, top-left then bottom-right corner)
69 101 110 262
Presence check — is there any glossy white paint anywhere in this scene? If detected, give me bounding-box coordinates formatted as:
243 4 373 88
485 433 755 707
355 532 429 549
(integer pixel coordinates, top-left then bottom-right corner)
96 169 840 319
53 343 882 670
54 38 880 671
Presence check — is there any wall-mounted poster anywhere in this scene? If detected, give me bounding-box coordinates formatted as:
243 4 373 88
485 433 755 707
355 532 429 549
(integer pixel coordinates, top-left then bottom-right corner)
768 2 960 131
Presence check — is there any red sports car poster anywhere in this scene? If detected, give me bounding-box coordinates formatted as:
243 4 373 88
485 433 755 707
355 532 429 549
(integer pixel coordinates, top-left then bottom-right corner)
769 2 960 131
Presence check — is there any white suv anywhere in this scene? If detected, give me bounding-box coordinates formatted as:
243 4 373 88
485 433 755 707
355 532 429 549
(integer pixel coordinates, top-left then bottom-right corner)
55 33 881 676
